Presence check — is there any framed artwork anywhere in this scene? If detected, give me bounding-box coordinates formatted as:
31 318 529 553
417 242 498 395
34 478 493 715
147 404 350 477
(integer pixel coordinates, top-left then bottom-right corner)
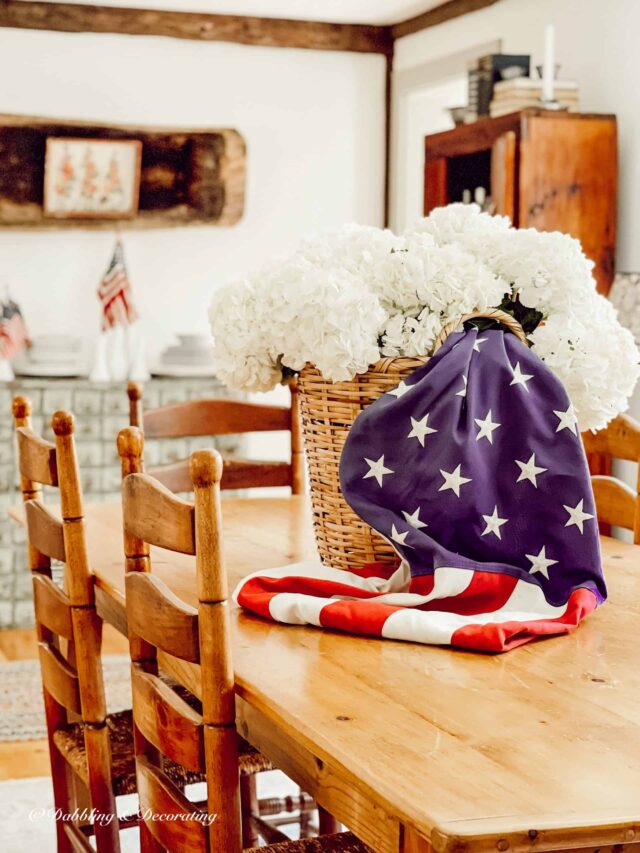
43 137 142 219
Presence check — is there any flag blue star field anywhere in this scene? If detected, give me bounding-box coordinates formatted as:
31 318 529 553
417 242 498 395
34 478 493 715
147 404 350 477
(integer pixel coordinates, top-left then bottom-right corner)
234 327 605 652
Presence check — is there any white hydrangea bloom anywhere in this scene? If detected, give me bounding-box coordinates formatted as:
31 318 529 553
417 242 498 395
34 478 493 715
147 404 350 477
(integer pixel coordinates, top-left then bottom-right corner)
209 210 639 430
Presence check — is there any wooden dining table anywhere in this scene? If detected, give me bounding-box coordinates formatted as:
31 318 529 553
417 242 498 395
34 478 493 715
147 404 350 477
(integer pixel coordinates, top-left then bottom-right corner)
11 495 640 853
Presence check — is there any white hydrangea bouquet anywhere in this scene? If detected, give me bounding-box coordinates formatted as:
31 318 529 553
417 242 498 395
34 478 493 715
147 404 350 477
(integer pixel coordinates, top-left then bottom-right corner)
210 204 639 431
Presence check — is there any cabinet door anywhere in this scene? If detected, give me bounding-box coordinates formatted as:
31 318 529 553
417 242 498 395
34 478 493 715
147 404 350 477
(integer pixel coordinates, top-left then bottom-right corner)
423 157 447 215
518 114 617 294
490 130 517 221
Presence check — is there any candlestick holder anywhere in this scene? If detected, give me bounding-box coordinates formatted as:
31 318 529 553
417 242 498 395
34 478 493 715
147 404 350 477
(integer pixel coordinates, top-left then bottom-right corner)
537 98 569 110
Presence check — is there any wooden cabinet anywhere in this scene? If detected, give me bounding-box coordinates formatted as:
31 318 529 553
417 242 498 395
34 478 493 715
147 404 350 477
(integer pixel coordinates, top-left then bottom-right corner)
423 110 617 293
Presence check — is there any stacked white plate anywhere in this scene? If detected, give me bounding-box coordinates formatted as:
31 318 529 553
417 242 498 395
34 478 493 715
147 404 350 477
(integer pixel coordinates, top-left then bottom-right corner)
152 334 216 377
14 335 85 377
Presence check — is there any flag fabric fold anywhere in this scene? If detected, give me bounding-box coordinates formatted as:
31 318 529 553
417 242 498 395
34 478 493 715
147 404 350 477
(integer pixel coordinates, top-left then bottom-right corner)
234 327 605 652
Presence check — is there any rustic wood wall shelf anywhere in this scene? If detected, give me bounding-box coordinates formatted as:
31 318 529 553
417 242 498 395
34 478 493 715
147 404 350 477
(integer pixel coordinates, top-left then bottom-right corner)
0 114 246 229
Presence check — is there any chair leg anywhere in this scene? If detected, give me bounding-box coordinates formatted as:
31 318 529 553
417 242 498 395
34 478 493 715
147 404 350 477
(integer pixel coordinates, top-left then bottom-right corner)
139 821 164 853
299 785 313 838
43 693 73 853
84 724 121 853
318 806 341 835
240 774 260 848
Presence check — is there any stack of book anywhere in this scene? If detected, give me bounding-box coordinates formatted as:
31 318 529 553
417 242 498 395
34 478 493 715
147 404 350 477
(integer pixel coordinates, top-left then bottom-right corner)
490 78 579 117
467 54 531 120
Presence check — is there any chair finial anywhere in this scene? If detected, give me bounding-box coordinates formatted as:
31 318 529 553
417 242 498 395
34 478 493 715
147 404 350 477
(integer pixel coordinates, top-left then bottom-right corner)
117 426 144 460
189 449 223 488
12 396 31 420
52 411 75 437
127 381 143 402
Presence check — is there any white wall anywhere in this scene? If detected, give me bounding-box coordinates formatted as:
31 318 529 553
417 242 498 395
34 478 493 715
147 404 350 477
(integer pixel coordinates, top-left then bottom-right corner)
0 28 386 364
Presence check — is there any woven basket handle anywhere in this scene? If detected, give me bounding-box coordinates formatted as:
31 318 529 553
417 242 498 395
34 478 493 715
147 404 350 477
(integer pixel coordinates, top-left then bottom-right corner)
432 308 528 354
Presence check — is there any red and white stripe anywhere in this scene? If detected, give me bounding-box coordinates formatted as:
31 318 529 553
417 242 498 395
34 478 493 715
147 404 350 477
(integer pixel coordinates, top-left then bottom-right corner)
233 562 597 653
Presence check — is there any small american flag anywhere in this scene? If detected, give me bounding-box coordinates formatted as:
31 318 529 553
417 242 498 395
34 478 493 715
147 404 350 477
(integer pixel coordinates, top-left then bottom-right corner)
0 298 30 360
98 239 138 330
235 328 605 653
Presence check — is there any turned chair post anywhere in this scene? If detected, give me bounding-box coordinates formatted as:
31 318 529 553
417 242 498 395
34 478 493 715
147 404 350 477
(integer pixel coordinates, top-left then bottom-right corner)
191 450 243 851
127 381 143 430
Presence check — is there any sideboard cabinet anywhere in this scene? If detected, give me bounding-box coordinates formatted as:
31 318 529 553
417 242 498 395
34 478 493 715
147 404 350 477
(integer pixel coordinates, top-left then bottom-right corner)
423 109 617 293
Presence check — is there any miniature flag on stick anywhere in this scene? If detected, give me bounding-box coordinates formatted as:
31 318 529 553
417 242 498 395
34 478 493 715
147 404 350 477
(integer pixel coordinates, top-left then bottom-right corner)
0 298 30 359
98 239 138 330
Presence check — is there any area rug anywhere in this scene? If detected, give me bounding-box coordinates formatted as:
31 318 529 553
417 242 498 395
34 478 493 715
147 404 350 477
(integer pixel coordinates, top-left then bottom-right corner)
0 772 298 851
0 656 132 741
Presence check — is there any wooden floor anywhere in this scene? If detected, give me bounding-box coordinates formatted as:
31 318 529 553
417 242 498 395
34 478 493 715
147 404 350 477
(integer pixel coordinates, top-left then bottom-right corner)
0 625 129 781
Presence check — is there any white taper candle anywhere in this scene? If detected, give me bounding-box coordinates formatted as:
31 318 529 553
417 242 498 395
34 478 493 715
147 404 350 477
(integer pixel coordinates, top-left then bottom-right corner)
542 23 555 102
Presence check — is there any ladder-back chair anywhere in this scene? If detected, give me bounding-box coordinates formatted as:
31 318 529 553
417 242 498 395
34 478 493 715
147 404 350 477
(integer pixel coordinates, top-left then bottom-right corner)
582 413 640 542
127 380 304 494
13 397 121 853
119 432 369 853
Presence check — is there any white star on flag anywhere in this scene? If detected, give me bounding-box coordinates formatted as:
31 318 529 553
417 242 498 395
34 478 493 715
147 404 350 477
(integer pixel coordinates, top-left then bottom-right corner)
515 452 547 487
390 524 414 548
363 455 394 487
563 498 594 534
401 507 427 529
388 381 412 399
473 337 488 352
438 464 472 497
554 405 578 435
481 505 508 539
455 375 468 398
475 409 501 444
526 546 558 579
407 414 437 446
510 362 534 390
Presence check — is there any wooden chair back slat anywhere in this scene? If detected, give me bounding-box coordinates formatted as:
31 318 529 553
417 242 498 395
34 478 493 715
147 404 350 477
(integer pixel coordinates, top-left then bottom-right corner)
131 666 204 772
38 642 82 715
149 458 293 494
122 473 196 554
32 574 73 640
25 500 66 562
582 413 640 461
16 428 58 486
126 572 200 663
127 380 305 495
592 476 637 531
136 755 208 851
143 398 291 438
582 414 640 543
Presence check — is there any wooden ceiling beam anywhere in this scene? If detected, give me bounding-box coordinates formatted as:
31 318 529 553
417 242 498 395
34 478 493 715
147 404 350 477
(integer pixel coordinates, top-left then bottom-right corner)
391 0 500 40
0 0 393 54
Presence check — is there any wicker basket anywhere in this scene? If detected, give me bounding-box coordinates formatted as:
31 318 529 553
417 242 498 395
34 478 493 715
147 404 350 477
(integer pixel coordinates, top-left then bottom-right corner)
297 309 527 571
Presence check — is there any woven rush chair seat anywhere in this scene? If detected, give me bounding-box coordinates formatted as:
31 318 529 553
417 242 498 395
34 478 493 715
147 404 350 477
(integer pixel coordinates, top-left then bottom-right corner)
53 709 272 797
246 832 373 852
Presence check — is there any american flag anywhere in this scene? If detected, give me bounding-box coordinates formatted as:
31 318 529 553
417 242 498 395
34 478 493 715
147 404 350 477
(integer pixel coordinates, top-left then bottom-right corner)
0 298 30 360
235 328 605 653
98 239 138 330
